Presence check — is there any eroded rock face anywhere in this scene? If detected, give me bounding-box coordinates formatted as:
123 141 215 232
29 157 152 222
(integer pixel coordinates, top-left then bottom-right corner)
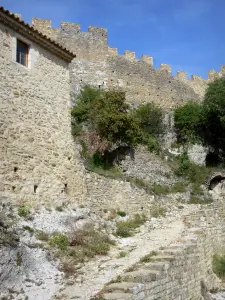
0 200 97 300
210 179 225 200
120 147 177 187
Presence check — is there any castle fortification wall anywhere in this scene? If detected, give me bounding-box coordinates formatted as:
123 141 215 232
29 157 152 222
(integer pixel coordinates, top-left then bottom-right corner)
101 203 225 299
0 22 86 204
32 19 225 108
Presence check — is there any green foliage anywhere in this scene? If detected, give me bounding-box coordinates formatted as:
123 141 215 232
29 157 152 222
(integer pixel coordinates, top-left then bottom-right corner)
202 78 225 157
150 204 167 218
72 87 139 146
49 233 69 251
174 79 225 161
151 184 170 195
16 252 22 266
18 205 30 218
116 214 147 237
146 135 161 154
175 151 212 185
117 211 126 217
72 87 165 171
170 182 187 193
140 251 157 263
119 251 127 258
174 101 202 144
212 253 225 278
133 103 164 137
23 226 34 233
189 195 212 204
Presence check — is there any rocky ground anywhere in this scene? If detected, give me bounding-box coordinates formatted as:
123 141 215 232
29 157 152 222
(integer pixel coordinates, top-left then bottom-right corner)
0 196 201 300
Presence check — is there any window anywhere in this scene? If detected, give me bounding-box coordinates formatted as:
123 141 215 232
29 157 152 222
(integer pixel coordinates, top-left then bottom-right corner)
16 39 29 67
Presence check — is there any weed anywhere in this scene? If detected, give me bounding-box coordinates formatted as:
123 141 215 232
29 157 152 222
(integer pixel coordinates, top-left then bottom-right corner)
35 230 49 241
116 214 147 237
126 265 138 272
49 233 69 251
16 252 22 266
170 182 187 193
177 205 184 210
150 204 167 218
212 254 225 278
117 211 126 217
55 206 64 212
118 251 127 258
189 195 212 205
140 251 157 263
60 261 76 278
23 226 34 233
151 184 170 195
18 204 30 218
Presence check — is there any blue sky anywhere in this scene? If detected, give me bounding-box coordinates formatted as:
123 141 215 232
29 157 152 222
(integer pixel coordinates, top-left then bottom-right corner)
1 0 225 78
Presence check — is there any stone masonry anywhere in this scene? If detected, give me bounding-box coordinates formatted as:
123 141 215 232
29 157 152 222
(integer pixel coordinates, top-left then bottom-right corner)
0 10 86 204
31 18 225 109
100 203 225 300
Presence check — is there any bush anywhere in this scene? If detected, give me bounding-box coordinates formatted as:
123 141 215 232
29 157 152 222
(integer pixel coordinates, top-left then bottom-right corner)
174 101 202 144
201 78 225 158
49 233 69 251
212 254 225 278
116 214 147 237
18 204 30 218
133 103 164 137
72 87 165 169
117 211 126 217
150 205 167 218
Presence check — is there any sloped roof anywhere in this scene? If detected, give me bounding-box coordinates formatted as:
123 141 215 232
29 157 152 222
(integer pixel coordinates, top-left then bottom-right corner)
0 6 76 62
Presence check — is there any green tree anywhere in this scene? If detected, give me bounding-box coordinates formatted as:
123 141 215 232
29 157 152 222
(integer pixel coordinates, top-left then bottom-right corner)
174 101 202 144
201 78 225 157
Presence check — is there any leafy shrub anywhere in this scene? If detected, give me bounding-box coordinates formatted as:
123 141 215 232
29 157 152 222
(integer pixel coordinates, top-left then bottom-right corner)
133 103 164 137
18 204 30 218
151 184 170 195
189 195 212 205
175 151 212 185
150 204 167 218
146 135 161 154
23 226 34 233
117 211 126 217
212 254 225 278
119 251 127 258
72 86 165 169
116 214 147 237
174 101 202 144
202 78 225 157
16 252 22 266
170 182 186 193
49 233 69 251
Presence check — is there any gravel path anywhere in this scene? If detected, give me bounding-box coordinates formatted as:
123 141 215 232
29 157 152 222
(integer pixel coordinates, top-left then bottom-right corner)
58 205 199 300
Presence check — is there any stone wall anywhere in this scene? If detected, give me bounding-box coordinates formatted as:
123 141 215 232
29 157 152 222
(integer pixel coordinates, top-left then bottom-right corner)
85 172 154 215
0 23 86 204
32 18 225 109
101 203 225 299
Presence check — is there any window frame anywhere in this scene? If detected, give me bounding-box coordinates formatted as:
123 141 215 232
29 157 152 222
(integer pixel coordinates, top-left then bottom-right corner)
16 39 29 67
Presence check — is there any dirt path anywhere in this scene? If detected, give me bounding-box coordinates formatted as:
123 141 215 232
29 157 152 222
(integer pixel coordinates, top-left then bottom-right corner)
57 205 199 300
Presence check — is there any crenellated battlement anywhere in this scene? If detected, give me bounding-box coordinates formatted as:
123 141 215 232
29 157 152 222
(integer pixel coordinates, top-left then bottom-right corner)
4 10 225 109
141 55 153 66
160 63 171 73
124 50 137 61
